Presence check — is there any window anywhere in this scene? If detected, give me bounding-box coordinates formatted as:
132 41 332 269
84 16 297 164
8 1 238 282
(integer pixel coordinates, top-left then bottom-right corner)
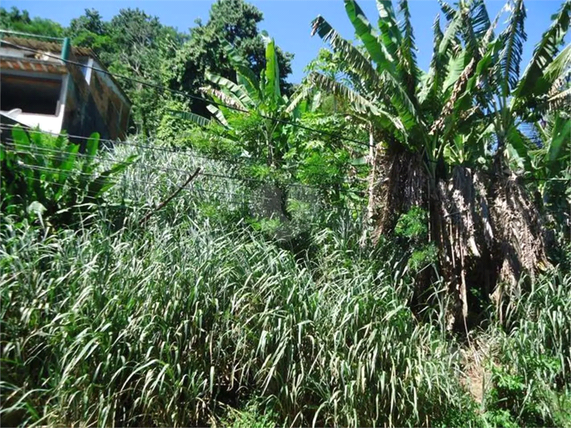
1 73 63 115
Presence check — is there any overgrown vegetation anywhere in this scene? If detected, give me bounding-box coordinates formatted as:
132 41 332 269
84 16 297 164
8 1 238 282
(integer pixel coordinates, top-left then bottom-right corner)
1 0 570 426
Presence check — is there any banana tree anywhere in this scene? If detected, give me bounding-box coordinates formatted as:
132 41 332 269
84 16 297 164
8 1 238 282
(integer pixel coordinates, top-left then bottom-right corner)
177 32 312 224
201 33 310 169
311 0 571 327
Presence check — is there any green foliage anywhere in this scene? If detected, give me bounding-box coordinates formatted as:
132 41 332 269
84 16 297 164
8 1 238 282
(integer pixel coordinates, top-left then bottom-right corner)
0 6 64 37
217 399 279 428
0 211 476 427
170 0 293 116
476 270 571 427
395 206 428 239
66 8 110 53
0 127 135 227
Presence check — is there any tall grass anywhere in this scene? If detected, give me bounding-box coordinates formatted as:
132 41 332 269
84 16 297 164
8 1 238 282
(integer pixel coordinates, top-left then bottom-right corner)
2 144 569 427
1 212 473 426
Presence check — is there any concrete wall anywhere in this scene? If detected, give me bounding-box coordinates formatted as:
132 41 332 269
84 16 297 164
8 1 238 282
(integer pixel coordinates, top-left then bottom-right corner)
0 72 68 135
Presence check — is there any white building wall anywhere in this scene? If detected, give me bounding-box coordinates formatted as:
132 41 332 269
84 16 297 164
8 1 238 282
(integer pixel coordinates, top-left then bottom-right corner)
0 74 69 135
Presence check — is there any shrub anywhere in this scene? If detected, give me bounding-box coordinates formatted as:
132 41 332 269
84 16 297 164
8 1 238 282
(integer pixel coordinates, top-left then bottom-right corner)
0 126 135 227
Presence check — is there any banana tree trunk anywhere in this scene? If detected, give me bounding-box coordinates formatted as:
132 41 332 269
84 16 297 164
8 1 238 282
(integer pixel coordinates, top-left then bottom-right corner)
368 148 551 330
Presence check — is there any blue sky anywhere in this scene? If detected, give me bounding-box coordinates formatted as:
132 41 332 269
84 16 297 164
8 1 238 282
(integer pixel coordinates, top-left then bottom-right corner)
3 0 568 82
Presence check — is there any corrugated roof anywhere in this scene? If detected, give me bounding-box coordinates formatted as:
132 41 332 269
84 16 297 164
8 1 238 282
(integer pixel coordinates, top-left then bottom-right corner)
1 36 132 106
1 36 95 57
0 56 68 74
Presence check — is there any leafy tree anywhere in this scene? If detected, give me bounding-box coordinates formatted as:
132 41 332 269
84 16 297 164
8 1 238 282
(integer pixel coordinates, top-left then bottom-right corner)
0 6 64 37
311 0 571 327
100 8 187 135
170 0 293 115
66 9 110 53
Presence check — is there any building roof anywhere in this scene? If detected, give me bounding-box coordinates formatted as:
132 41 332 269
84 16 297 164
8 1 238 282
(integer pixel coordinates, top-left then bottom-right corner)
0 56 68 74
1 36 132 107
1 36 95 57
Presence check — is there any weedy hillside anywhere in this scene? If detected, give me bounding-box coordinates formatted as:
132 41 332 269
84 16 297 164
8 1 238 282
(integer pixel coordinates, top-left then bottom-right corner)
1 0 570 426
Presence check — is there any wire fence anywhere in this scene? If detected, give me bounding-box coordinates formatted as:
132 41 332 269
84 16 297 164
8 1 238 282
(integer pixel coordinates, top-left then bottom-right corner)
1 126 367 220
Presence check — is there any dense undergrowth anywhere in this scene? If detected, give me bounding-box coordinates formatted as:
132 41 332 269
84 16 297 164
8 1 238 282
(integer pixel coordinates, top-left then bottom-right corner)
1 136 570 427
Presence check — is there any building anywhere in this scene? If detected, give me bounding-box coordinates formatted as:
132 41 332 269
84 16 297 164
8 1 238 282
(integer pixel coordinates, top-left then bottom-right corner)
0 36 131 141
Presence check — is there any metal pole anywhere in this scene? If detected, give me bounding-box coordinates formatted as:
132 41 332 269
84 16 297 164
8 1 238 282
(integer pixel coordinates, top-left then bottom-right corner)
61 37 71 61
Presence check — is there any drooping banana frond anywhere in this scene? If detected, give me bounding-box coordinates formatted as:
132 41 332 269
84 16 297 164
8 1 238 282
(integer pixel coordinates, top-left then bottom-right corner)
168 110 211 127
398 0 419 101
375 0 402 59
543 43 571 89
308 72 376 116
515 0 571 100
418 14 446 106
498 0 527 97
285 85 312 115
380 68 422 133
505 124 534 171
220 38 260 99
548 86 571 111
205 72 255 109
201 85 245 111
206 104 229 127
311 72 410 145
344 0 397 75
311 16 381 89
438 6 463 56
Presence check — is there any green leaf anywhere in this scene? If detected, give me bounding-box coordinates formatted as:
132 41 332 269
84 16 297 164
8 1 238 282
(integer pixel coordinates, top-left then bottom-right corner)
87 155 137 198
263 36 281 110
220 38 260 99
548 114 571 163
344 0 396 73
498 0 526 97
168 109 211 127
515 0 571 100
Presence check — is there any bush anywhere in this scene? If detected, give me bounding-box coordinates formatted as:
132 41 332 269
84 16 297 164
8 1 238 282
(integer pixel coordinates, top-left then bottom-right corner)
0 126 135 227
